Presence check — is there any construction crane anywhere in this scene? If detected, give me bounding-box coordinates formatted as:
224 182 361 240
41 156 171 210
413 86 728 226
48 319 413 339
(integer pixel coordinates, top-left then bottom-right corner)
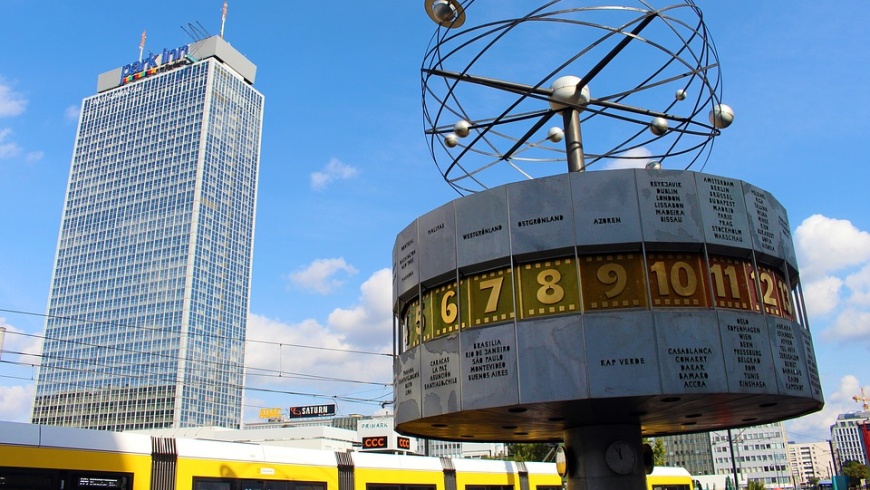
854 386 870 411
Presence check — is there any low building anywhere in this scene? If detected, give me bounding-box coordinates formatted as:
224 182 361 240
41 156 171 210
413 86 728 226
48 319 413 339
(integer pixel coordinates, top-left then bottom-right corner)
787 441 834 489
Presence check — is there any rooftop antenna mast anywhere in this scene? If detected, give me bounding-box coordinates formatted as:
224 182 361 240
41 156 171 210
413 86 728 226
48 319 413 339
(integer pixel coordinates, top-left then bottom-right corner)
220 1 228 38
138 30 146 61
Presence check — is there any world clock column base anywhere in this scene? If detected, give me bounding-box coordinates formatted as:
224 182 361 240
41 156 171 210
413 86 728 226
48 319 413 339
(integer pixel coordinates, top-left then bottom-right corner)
563 425 645 490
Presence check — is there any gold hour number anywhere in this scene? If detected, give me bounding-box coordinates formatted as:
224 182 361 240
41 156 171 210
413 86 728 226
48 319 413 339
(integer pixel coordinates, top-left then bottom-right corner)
518 259 579 319
777 279 794 318
597 263 627 298
708 257 753 311
710 263 740 299
649 261 698 297
750 268 785 317
647 254 709 307
750 270 778 307
468 269 514 326
580 254 646 310
479 277 504 313
536 268 565 304
440 290 457 323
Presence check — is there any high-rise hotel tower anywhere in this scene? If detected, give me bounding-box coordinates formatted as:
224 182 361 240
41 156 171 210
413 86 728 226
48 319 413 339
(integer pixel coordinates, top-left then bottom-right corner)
31 36 264 430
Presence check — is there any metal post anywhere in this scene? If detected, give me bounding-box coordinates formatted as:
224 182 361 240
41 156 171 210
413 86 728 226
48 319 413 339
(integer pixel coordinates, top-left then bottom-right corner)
728 430 740 490
563 109 585 172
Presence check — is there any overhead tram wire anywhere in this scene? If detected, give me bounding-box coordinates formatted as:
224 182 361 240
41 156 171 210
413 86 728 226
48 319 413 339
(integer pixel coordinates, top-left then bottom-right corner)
0 310 395 405
0 354 392 408
0 307 394 358
0 330 391 390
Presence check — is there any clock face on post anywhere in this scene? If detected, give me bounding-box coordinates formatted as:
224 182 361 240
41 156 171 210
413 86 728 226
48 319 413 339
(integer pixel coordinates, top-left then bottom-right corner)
605 440 638 474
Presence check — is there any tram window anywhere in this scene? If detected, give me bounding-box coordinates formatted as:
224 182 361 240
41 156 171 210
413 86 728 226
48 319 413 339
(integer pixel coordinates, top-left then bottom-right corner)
537 486 563 490
652 485 691 490
74 474 131 488
194 478 327 490
467 485 515 490
0 469 131 490
0 470 57 490
193 481 233 490
368 484 437 490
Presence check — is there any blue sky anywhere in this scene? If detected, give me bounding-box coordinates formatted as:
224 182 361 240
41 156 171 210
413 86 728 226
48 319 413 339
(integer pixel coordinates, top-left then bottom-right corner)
0 1 868 443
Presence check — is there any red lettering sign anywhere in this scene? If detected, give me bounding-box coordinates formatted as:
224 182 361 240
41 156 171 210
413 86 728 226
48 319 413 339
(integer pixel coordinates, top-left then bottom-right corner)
362 436 387 448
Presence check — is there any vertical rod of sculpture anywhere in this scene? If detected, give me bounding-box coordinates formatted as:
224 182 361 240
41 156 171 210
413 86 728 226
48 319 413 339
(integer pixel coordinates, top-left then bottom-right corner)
563 108 585 172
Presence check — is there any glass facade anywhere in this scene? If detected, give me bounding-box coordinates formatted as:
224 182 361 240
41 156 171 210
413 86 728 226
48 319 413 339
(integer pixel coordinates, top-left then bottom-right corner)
31 53 263 431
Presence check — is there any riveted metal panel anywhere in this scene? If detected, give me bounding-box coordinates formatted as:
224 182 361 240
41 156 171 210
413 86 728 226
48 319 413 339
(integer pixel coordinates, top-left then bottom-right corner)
768 317 812 398
655 310 729 394
455 186 510 271
419 201 457 285
571 169 643 247
743 182 783 261
769 195 798 273
396 221 420 301
717 309 777 395
798 326 823 401
508 174 575 257
395 349 422 425
694 173 752 250
585 310 661 397
421 336 461 417
636 169 704 244
517 315 588 404
460 323 519 410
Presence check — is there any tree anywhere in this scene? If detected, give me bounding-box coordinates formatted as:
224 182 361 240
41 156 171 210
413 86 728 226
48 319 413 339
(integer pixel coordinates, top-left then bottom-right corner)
652 438 666 467
507 443 553 462
643 438 668 467
747 480 765 490
841 460 870 489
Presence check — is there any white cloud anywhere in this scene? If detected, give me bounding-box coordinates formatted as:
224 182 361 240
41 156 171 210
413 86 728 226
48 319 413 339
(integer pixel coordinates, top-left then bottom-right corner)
0 78 27 118
64 104 80 122
0 128 21 159
0 385 34 423
245 269 394 412
327 268 393 349
821 308 870 344
844 263 870 307
25 151 43 163
600 146 652 170
802 276 843 317
795 215 870 346
795 214 870 280
0 318 39 423
0 318 45 367
288 257 358 294
310 158 360 190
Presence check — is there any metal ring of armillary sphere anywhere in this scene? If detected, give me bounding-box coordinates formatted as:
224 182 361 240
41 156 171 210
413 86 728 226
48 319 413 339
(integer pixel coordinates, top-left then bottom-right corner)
422 0 734 194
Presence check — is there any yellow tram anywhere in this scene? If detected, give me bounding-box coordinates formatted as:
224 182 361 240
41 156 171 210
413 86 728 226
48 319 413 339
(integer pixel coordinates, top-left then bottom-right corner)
0 421 691 490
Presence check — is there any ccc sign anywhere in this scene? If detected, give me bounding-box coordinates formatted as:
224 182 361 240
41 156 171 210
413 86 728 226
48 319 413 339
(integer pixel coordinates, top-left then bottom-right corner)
397 437 411 450
362 436 388 449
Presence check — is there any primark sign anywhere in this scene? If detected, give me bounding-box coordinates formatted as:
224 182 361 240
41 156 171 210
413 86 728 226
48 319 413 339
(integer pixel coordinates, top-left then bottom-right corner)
120 44 190 85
